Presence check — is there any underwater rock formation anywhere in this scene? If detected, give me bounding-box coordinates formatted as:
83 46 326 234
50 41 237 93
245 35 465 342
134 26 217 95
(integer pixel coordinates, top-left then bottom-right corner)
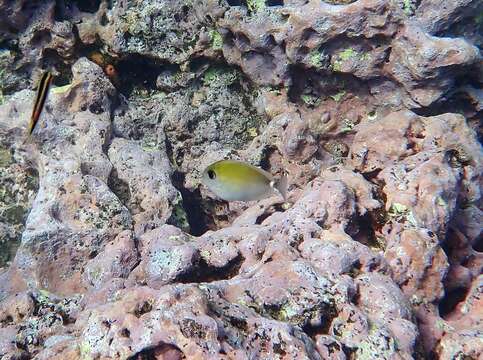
0 0 481 359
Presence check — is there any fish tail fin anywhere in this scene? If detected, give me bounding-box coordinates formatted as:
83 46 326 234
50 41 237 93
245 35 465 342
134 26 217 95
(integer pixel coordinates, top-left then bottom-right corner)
274 171 288 201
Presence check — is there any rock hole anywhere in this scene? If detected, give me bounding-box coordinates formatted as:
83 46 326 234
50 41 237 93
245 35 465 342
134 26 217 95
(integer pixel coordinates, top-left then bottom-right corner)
255 203 288 224
174 5 190 22
101 320 111 329
116 54 166 96
302 303 338 338
134 301 153 318
473 236 483 252
2 315 13 325
108 168 131 206
266 0 284 5
31 30 52 46
352 213 384 250
287 65 308 102
73 0 102 13
301 28 318 41
177 253 244 283
235 32 251 49
189 57 210 73
263 34 277 48
127 343 185 360
120 328 131 338
100 13 109 26
226 0 246 5
171 171 210 237
438 286 469 318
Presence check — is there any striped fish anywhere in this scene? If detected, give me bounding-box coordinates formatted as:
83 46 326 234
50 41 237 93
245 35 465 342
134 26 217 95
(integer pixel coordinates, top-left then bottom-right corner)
27 71 53 137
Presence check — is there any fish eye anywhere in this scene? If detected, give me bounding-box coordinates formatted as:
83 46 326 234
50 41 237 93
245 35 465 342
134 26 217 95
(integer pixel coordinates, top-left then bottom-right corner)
208 169 216 180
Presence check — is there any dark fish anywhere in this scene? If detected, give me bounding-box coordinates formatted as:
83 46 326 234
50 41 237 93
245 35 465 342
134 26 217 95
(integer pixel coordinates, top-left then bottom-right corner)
27 71 53 136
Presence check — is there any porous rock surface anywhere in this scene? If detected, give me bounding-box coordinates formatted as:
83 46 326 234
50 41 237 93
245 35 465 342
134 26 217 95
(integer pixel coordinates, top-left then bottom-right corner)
0 0 481 359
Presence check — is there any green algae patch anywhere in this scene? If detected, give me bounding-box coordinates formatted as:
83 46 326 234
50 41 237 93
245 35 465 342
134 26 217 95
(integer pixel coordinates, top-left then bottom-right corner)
247 0 266 13
387 202 418 227
332 47 370 72
209 30 223 50
330 90 346 102
309 49 327 68
203 67 239 87
168 192 191 233
0 148 12 167
301 94 321 107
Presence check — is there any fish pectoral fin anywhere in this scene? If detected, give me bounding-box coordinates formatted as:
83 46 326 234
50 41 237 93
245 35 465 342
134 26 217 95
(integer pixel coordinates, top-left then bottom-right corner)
271 173 288 201
270 173 288 201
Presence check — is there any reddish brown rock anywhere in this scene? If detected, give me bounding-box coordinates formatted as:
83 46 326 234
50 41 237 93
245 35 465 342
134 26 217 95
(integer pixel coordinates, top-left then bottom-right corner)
84 230 139 289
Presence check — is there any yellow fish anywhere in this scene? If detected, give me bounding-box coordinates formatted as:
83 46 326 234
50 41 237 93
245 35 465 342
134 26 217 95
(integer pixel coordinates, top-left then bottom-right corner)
27 71 53 137
202 160 288 202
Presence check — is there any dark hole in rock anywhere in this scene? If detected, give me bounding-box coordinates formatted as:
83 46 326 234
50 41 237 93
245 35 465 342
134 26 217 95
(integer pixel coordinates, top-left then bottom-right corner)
134 301 153 318
108 168 131 206
235 32 251 49
174 5 191 22
189 57 210 73
177 253 244 283
89 102 104 114
263 34 277 48
412 70 482 119
31 30 52 46
224 30 236 47
352 213 384 250
100 13 109 26
116 54 165 96
302 302 338 338
72 0 102 13
255 203 287 225
1 315 13 325
127 343 185 360
323 0 358 4
120 328 131 338
102 320 111 329
259 146 278 173
438 286 469 318
226 0 246 6
473 236 483 252
301 28 318 41
170 171 210 237
362 168 382 182
266 0 284 5
287 65 308 102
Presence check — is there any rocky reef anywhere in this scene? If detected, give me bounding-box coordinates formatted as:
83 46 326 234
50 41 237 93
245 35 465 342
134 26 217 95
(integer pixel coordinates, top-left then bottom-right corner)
0 0 481 359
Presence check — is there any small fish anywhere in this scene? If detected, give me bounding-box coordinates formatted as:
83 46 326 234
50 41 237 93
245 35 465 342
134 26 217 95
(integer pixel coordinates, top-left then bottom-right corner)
202 160 288 202
27 71 53 137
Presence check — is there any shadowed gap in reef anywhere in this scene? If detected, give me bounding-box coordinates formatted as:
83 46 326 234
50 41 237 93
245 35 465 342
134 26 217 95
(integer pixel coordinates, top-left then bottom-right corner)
170 171 210 237
438 226 474 319
116 55 171 96
177 253 244 283
438 286 469 318
126 343 185 360
412 71 482 143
